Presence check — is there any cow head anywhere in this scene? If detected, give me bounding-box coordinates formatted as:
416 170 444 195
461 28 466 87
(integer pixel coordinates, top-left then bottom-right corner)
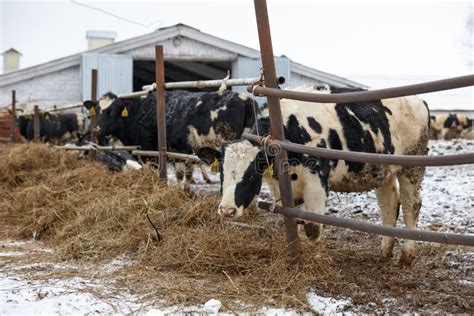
83 92 128 138
218 140 269 218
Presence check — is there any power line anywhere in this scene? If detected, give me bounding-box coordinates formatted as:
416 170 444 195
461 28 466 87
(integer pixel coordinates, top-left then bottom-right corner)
70 0 161 29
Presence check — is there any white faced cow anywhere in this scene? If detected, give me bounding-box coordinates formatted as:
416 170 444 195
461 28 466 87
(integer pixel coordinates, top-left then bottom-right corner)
218 85 430 266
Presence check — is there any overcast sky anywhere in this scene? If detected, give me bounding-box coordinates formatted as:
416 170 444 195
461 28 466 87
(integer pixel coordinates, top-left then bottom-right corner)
0 0 472 108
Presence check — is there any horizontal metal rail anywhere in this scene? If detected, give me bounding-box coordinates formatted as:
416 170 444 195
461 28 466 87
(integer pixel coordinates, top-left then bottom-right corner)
259 201 474 246
120 77 261 99
247 74 474 103
142 77 261 91
55 145 140 152
132 150 203 163
18 102 83 117
243 133 474 166
119 89 154 99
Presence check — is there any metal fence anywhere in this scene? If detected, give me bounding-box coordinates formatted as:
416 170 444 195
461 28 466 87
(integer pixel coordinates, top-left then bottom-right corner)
246 0 474 264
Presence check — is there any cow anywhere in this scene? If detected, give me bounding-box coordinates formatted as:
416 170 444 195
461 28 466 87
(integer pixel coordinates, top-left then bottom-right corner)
430 113 473 140
18 112 85 143
82 91 257 186
71 133 142 172
217 85 430 266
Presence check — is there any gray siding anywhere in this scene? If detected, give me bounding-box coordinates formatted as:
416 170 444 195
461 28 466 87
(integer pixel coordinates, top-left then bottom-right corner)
80 53 133 100
231 57 290 105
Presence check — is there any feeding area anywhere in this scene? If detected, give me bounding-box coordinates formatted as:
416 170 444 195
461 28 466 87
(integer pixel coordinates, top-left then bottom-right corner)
1 0 473 314
0 141 472 314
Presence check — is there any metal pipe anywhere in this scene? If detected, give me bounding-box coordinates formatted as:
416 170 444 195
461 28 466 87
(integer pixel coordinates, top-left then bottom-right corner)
10 90 16 142
55 145 140 152
248 74 474 103
156 45 168 181
118 89 153 99
89 69 98 160
141 77 261 92
243 133 474 166
18 103 83 116
259 202 474 246
47 103 83 112
254 0 301 264
33 105 40 141
131 150 203 163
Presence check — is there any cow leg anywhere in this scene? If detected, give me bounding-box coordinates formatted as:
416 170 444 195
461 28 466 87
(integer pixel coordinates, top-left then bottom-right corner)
183 162 195 189
397 167 424 266
199 164 213 184
302 174 327 241
174 162 185 183
375 175 400 261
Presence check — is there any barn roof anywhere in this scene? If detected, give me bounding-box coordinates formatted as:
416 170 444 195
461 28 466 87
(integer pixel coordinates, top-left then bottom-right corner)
0 23 364 88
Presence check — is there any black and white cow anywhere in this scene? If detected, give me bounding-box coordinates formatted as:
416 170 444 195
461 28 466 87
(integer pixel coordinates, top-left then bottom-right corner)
430 113 473 140
218 86 430 266
83 91 256 185
72 132 142 172
18 112 85 143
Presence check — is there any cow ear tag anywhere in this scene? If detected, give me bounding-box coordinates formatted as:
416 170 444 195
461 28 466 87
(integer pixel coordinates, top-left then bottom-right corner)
44 114 49 120
210 159 220 173
88 107 96 116
263 163 273 178
121 107 129 117
26 115 32 120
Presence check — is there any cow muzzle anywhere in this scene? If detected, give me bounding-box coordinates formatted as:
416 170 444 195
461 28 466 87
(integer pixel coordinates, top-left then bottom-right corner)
218 204 238 218
92 126 101 135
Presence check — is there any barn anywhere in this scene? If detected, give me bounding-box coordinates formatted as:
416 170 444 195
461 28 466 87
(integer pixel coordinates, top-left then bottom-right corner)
0 23 363 110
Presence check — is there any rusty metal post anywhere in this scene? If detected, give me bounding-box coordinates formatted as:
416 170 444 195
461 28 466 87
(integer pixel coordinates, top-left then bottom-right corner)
254 0 301 264
89 68 98 159
155 45 168 181
10 90 16 142
33 105 40 141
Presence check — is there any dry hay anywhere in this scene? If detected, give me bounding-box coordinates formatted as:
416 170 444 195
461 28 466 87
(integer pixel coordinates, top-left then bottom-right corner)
0 143 472 313
0 143 331 310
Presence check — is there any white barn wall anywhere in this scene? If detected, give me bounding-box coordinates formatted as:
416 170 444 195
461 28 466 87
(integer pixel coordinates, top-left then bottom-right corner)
0 66 81 110
289 72 324 88
123 37 237 61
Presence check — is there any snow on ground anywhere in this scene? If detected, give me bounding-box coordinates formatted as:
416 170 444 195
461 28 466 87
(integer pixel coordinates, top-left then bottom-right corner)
1 139 472 314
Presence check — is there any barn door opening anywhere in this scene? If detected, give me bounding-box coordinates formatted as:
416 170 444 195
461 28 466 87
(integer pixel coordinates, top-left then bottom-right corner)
133 60 232 92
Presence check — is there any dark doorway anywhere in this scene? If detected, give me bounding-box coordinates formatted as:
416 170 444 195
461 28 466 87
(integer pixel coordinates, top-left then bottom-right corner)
133 60 232 92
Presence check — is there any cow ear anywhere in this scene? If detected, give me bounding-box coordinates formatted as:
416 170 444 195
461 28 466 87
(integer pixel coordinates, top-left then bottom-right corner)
83 100 97 110
196 147 222 165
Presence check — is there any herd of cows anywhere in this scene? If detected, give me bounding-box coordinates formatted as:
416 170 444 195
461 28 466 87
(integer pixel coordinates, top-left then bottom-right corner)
11 86 473 265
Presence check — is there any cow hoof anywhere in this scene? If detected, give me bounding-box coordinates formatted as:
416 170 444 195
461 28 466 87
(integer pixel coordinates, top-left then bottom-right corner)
399 252 415 267
205 179 213 184
304 223 322 241
379 252 393 262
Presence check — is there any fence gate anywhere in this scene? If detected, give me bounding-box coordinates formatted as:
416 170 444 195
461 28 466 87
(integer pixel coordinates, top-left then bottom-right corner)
80 53 133 101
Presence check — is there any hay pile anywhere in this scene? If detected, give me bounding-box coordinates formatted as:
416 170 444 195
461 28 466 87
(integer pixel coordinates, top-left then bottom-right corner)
0 143 333 310
1 144 472 313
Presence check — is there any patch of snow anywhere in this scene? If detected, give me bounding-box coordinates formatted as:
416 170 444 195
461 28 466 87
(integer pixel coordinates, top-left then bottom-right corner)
307 291 351 314
0 251 25 257
203 298 222 313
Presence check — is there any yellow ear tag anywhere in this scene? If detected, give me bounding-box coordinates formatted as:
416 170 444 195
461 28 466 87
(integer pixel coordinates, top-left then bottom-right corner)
263 163 273 178
26 115 32 120
210 159 220 173
45 114 49 120
88 107 96 116
121 107 129 117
